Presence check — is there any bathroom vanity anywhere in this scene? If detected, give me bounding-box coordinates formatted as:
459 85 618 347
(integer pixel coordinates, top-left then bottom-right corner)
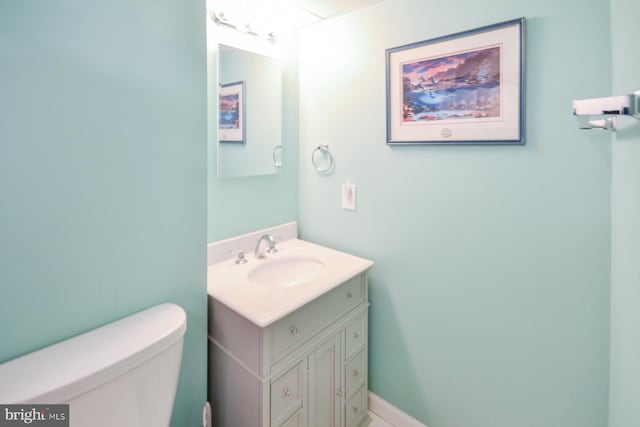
207 237 373 427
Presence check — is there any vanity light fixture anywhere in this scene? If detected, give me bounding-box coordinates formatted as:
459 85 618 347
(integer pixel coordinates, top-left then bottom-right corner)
209 9 277 40
207 0 323 42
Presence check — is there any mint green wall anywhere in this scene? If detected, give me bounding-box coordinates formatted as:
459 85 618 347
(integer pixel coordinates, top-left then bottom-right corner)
0 2 206 426
207 36 299 242
297 1 611 426
608 0 640 425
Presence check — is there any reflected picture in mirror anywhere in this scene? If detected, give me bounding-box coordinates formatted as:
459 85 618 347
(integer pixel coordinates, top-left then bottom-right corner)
219 80 245 143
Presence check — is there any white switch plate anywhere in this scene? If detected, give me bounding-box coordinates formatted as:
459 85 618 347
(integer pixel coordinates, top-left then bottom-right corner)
342 181 356 210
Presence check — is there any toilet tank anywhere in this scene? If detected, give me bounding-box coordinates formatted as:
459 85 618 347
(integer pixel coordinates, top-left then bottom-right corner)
0 303 187 427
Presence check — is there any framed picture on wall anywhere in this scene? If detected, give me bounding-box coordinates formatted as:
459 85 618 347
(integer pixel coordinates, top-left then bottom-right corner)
386 18 525 145
219 81 245 143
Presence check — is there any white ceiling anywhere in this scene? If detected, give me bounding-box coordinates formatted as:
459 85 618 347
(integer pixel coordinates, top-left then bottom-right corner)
294 0 383 19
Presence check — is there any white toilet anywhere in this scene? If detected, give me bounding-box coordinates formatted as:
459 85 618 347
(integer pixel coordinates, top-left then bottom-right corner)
0 303 187 427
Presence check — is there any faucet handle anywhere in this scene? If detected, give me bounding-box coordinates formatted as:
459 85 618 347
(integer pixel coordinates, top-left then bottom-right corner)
230 249 247 264
267 238 278 254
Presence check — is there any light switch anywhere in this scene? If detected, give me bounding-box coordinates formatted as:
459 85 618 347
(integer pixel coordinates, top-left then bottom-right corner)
342 179 356 210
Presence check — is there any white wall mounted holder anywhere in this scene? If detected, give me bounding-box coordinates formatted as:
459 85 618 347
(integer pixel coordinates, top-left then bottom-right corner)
573 90 640 131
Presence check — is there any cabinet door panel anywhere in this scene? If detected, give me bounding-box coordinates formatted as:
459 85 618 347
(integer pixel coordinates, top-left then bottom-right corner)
308 336 342 427
271 361 306 427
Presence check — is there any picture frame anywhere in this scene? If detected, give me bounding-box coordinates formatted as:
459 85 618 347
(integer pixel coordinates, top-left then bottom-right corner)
218 80 245 143
386 18 525 145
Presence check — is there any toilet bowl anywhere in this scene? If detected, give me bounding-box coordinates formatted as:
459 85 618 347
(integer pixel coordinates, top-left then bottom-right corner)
0 303 187 427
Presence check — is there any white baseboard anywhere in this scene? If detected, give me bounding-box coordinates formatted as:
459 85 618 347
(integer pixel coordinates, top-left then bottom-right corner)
368 392 428 427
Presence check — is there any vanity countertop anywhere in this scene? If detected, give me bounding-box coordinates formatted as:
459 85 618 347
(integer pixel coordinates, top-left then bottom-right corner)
207 239 373 327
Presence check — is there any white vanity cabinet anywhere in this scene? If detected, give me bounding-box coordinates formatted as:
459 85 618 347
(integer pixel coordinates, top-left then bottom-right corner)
208 273 369 427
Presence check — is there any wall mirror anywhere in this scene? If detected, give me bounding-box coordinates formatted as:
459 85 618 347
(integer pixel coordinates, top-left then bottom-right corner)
217 43 283 178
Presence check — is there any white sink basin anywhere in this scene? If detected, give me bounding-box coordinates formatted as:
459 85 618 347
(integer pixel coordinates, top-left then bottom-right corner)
248 256 326 288
207 238 374 327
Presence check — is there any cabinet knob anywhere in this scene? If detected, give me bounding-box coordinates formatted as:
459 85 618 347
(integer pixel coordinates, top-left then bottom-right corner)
283 387 291 398
352 331 359 340
290 326 298 335
352 406 359 414
336 389 342 397
346 291 353 298
352 369 359 377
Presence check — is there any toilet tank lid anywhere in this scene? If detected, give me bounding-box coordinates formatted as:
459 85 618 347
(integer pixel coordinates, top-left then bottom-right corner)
0 303 187 403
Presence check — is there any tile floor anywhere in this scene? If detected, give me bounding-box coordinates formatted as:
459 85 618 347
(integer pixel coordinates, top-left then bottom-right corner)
367 411 394 427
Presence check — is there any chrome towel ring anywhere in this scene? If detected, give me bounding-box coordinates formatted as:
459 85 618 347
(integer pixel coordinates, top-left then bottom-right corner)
312 144 333 173
273 145 283 168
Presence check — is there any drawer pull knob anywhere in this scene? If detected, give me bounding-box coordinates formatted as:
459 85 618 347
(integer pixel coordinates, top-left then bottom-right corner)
290 326 298 335
336 389 342 397
283 387 291 398
352 332 359 339
352 369 359 377
352 406 359 414
346 291 353 298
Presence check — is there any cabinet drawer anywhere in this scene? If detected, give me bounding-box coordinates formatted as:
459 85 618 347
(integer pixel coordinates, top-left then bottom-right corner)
345 386 366 427
279 409 305 427
271 362 305 426
345 351 365 399
270 276 363 362
345 314 366 360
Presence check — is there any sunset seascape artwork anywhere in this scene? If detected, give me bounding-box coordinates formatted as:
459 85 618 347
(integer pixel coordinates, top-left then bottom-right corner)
219 93 240 129
402 46 501 123
387 19 523 144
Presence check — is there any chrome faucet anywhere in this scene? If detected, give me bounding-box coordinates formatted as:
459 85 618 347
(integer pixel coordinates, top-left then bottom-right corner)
254 234 277 258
